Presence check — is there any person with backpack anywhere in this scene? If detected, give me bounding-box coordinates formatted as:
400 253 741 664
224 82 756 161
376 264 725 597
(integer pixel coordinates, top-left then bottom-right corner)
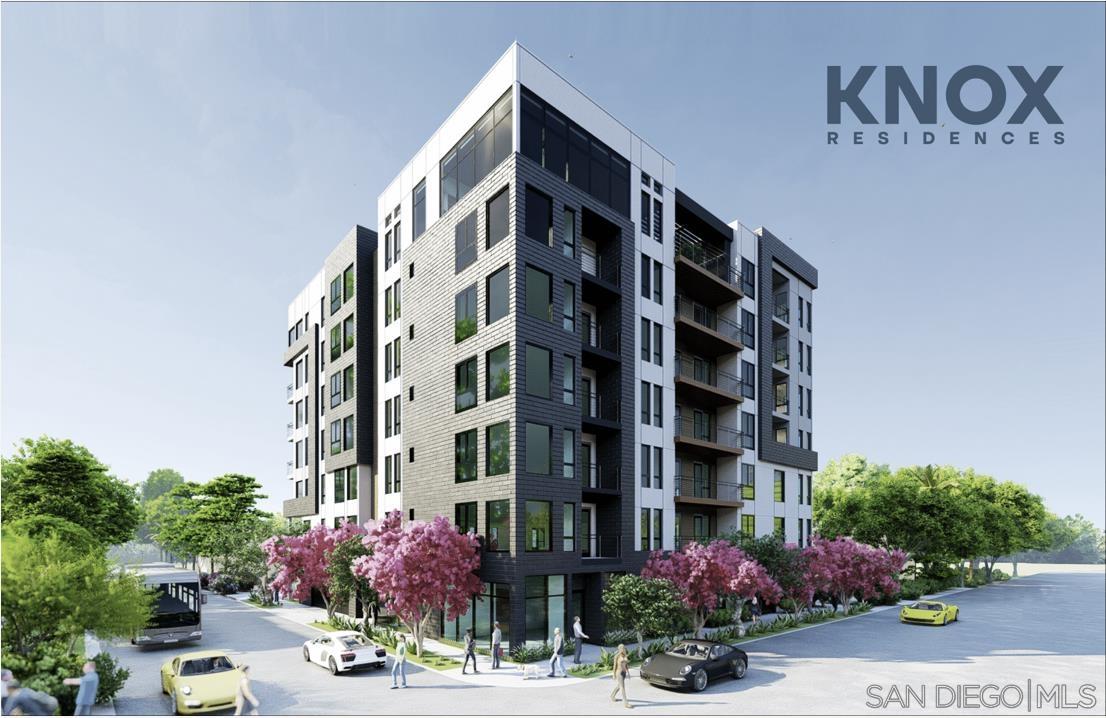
63 661 99 716
2 680 57 716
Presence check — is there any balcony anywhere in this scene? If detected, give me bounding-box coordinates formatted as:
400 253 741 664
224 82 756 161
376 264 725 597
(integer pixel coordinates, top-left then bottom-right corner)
581 244 621 304
675 224 743 304
673 413 744 457
674 352 742 407
582 463 620 493
674 475 743 508
581 315 621 368
773 291 790 325
675 295 743 356
581 534 621 560
287 383 294 402
583 391 621 432
287 422 294 440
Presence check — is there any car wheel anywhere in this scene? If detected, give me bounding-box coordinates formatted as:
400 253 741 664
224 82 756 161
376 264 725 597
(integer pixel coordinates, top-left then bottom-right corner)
940 615 946 626
328 657 339 675
693 669 708 692
303 646 311 662
732 658 747 680
954 610 960 622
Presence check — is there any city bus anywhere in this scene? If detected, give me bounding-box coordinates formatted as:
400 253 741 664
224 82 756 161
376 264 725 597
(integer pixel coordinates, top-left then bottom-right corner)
131 563 205 646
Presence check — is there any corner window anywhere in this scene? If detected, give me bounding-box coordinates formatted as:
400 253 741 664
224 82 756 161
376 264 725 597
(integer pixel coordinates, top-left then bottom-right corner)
525 186 553 247
486 422 510 476
455 210 478 273
455 429 477 483
486 266 509 325
486 187 510 249
525 266 552 322
440 90 512 216
342 416 355 452
455 357 477 413
343 264 355 302
525 344 551 399
330 277 342 315
525 500 551 552
455 284 477 343
412 179 427 239
525 422 551 475
486 344 510 401
343 315 355 351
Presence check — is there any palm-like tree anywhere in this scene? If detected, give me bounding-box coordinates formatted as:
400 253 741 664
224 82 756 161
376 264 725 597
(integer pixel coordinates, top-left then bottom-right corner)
902 464 960 493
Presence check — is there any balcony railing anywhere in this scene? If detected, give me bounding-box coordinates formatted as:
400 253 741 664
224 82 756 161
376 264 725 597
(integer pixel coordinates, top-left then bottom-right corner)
674 475 742 503
581 534 621 559
582 316 621 355
675 224 742 289
674 414 743 450
674 352 741 395
582 463 620 491
675 295 742 343
773 291 790 323
581 244 621 287
773 337 789 368
287 383 294 401
584 391 621 423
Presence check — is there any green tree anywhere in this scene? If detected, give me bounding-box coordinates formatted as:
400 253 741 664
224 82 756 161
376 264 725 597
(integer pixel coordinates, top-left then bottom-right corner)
327 535 378 620
1 437 140 546
815 454 890 491
726 534 809 614
601 575 686 656
140 468 184 502
1 530 154 655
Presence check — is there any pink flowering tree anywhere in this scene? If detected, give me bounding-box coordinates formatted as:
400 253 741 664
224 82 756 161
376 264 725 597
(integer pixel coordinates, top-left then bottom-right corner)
352 510 483 656
727 555 784 625
262 520 366 618
804 536 908 615
642 540 780 637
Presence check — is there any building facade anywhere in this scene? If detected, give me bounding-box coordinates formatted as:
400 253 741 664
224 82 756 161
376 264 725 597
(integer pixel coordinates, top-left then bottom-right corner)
282 44 817 647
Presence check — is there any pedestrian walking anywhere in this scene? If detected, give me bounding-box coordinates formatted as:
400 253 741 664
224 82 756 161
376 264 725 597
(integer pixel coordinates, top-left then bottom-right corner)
232 665 259 716
572 616 589 664
2 669 13 713
62 661 98 716
609 645 632 708
491 622 503 670
750 595 762 624
3 680 57 716
547 627 566 677
391 634 408 688
462 628 479 674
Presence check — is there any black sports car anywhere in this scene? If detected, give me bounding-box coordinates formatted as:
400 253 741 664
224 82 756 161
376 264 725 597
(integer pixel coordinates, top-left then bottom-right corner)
639 639 748 692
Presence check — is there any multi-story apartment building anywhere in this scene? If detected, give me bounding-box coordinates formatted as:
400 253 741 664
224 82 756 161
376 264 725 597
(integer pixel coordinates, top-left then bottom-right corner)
282 44 817 647
283 226 377 528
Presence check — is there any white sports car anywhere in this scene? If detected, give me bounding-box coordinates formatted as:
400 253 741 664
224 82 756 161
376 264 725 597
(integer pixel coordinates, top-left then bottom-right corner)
302 631 387 675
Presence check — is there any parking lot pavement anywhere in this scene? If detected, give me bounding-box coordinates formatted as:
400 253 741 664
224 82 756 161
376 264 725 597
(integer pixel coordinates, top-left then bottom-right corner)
107 570 1105 715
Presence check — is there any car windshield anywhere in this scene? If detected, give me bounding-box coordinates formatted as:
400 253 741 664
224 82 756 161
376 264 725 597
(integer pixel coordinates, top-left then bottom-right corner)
179 656 235 676
913 603 943 611
666 643 709 658
339 636 366 649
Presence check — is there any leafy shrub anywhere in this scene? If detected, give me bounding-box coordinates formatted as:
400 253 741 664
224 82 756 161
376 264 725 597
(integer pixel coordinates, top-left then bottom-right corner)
990 569 1010 581
854 601 872 614
704 607 732 628
248 588 276 607
568 662 606 677
642 639 670 658
596 647 615 669
91 651 130 704
2 640 84 714
369 626 400 648
771 614 801 631
508 639 575 663
209 575 238 595
601 629 637 646
709 625 741 642
328 614 367 634
897 578 929 600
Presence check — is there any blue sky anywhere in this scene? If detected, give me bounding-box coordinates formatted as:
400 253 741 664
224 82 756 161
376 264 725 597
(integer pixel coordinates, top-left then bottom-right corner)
3 3 1103 526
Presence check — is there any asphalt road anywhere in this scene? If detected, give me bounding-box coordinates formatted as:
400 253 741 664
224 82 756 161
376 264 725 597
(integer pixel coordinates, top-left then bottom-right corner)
106 570 1105 715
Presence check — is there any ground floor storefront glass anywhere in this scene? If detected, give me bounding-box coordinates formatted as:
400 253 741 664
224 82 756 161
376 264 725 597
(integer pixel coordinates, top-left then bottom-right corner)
525 574 566 645
442 582 510 645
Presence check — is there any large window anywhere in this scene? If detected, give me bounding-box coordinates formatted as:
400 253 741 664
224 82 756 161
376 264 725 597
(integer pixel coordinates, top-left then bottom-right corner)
562 281 575 332
525 344 551 399
413 179 427 239
347 466 358 500
330 276 342 315
342 416 355 452
440 90 512 216
486 344 510 400
741 360 756 399
562 208 576 258
330 372 342 408
343 315 355 351
741 463 756 500
774 517 785 539
330 325 341 361
343 366 355 401
524 575 565 644
344 264 355 302
455 429 478 483
525 500 551 552
520 87 630 216
742 309 755 349
455 210 478 273
741 412 756 450
486 422 510 476
525 422 551 475
334 471 346 503
456 502 478 535
563 504 576 551
486 266 509 325
486 500 510 552
455 357 477 412
525 186 553 247
742 514 755 537
774 470 785 502
486 187 510 249
525 266 552 322
455 285 477 343
741 257 755 297
562 429 575 479
330 420 341 455
562 355 575 405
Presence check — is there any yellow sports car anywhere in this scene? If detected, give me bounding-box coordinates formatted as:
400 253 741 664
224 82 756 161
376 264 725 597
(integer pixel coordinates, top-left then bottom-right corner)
900 601 960 625
160 649 244 714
